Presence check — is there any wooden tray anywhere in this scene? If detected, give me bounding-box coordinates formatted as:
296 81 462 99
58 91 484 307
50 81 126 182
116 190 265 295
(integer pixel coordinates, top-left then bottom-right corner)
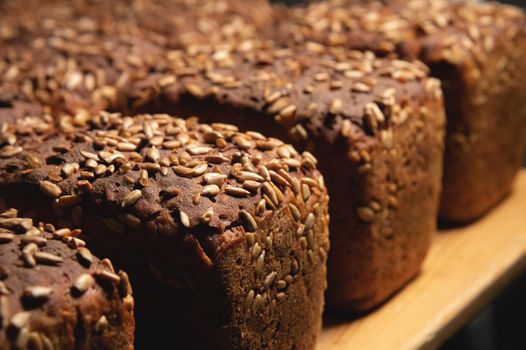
319 170 526 350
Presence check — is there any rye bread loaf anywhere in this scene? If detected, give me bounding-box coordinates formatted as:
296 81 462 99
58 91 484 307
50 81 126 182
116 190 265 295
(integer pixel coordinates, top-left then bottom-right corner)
0 0 273 50
275 0 526 222
127 43 446 311
0 112 329 349
0 18 163 117
0 209 134 350
0 0 273 117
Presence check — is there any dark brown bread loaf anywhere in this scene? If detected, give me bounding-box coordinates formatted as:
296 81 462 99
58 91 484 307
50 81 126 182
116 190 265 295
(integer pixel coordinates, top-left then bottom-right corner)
128 43 446 311
0 209 134 350
0 14 164 117
275 0 526 222
0 0 273 117
0 0 273 50
0 113 329 349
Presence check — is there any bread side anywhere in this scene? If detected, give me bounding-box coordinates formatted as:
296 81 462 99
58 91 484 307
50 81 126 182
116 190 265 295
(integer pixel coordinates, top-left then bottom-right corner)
0 209 134 350
0 112 329 349
127 44 446 310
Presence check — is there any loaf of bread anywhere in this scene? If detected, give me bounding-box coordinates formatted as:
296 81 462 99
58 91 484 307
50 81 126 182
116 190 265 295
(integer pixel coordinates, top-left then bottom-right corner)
0 112 329 349
0 0 273 50
0 209 134 349
0 11 164 117
275 0 526 222
127 43 446 311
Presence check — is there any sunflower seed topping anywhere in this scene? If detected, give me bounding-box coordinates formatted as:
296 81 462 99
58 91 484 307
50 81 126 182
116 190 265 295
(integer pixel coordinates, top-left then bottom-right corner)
180 211 190 227
122 189 142 208
201 184 220 197
39 181 62 198
94 270 121 284
240 210 257 232
34 252 63 265
225 185 251 197
77 247 93 267
0 232 14 243
23 286 53 301
73 274 95 294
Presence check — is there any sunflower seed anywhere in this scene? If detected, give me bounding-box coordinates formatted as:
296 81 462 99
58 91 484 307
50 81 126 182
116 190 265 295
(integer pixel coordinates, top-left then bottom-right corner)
276 280 287 290
192 163 208 176
302 184 311 201
187 146 212 155
262 182 278 206
80 150 99 160
251 242 261 260
39 181 62 198
0 233 14 243
146 147 160 162
200 208 214 224
203 173 227 186
201 184 220 197
76 247 93 267
288 204 301 222
94 270 121 284
239 210 257 232
269 171 289 187
245 232 255 247
356 207 375 222
95 315 108 333
73 274 95 294
117 142 137 152
225 186 251 197
10 312 30 330
242 180 261 192
329 98 343 114
119 213 141 228
256 250 265 271
263 271 277 289
34 252 63 265
23 286 53 300
57 194 81 208
180 211 190 227
245 290 255 310
252 293 263 313
24 154 42 168
304 213 315 230
237 171 265 183
0 145 23 158
20 235 47 246
173 166 194 177
122 189 142 208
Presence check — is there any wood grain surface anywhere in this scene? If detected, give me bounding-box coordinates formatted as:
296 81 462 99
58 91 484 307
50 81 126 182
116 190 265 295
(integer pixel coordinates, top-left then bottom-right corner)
319 170 526 350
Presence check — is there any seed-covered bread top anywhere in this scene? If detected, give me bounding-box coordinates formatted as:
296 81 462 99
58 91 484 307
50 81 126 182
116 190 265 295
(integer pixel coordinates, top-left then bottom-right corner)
0 0 273 117
0 12 163 117
0 113 325 244
0 208 133 349
276 0 526 62
128 0 274 49
138 43 442 149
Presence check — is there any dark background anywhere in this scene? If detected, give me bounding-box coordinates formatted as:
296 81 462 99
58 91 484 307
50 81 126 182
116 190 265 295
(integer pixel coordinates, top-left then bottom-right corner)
273 0 526 349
